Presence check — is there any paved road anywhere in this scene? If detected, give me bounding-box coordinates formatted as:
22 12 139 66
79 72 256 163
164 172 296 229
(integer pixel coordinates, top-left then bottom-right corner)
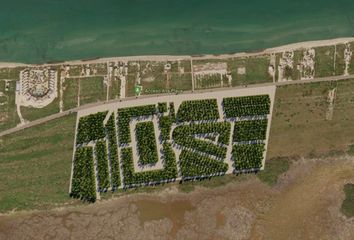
1 74 354 138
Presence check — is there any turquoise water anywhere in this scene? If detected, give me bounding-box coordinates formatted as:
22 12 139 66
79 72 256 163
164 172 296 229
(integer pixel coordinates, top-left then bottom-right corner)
1 0 354 64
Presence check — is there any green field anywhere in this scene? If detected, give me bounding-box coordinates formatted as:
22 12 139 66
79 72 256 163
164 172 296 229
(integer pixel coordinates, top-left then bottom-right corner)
314 46 335 77
79 77 107 105
334 44 346 76
108 76 120 100
20 98 60 121
0 67 24 80
0 80 20 131
268 79 354 159
229 55 272 86
63 78 79 110
0 114 78 213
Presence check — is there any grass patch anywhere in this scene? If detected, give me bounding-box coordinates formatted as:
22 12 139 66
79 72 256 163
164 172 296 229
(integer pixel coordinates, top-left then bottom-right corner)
257 157 290 186
335 44 346 76
314 46 335 77
0 80 20 131
0 114 78 213
79 77 106 105
108 76 120 100
268 79 354 159
230 55 272 86
347 144 354 156
0 67 24 80
341 183 354 218
20 98 60 121
63 78 79 110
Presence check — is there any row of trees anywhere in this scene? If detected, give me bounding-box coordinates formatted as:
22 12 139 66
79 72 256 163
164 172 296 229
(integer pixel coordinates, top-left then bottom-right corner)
105 114 121 189
223 95 270 118
179 150 228 179
159 116 173 142
135 121 158 165
76 111 107 144
70 147 97 202
176 99 219 122
117 105 156 144
95 140 110 191
173 124 228 159
121 143 178 187
232 143 265 171
233 119 268 142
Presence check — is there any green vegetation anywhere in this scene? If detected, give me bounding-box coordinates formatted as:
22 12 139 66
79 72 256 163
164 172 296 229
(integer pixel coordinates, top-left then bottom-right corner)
95 140 110 191
157 102 168 113
172 123 229 159
314 46 335 77
170 73 192 91
179 150 228 179
70 146 97 202
341 183 354 218
334 44 346 76
108 76 121 100
233 119 268 142
176 99 219 122
169 102 176 120
347 144 354 156
282 50 302 80
257 157 290 186
79 77 106 105
0 114 76 213
63 78 79 110
195 74 229 89
159 115 173 141
232 144 265 171
348 42 354 75
20 98 60 121
230 55 272 86
105 113 121 189
0 67 23 80
135 121 158 165
117 105 156 144
68 65 83 76
76 112 107 144
121 143 177 186
267 79 354 159
0 80 20 131
223 95 270 118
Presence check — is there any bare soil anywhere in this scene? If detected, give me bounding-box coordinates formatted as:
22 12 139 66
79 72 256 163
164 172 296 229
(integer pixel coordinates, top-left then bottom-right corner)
0 157 353 240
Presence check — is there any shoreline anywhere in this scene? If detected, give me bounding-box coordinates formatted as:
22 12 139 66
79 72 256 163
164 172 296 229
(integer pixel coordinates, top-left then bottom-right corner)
1 37 354 68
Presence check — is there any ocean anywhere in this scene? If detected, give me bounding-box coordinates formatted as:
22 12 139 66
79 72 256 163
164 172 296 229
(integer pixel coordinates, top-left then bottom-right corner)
0 0 354 64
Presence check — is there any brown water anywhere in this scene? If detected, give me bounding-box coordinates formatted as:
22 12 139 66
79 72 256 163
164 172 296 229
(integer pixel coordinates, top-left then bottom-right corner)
134 199 194 236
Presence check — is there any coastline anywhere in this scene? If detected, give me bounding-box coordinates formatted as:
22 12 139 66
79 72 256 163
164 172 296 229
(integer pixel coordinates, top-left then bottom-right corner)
1 37 354 68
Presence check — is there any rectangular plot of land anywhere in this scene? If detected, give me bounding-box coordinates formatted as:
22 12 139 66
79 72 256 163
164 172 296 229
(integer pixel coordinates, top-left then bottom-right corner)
232 143 265 171
179 150 228 179
95 140 110 191
71 147 97 202
135 121 159 165
79 77 106 106
314 46 335 77
176 99 219 122
0 80 20 131
223 95 270 118
108 76 120 100
63 78 79 111
233 119 268 142
230 56 272 86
